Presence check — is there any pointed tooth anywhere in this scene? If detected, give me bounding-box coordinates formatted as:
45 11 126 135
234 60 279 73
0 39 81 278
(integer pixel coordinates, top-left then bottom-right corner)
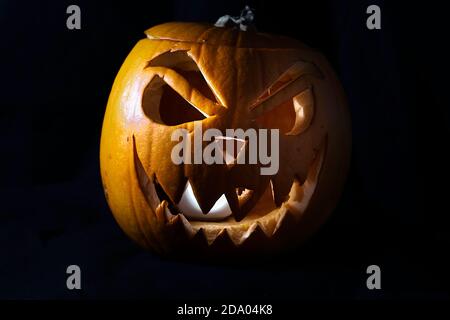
167 214 195 239
178 214 196 238
178 181 232 220
168 211 181 225
286 178 313 217
155 200 169 223
225 228 243 246
202 228 223 246
240 223 269 248
286 137 327 215
286 179 305 208
198 195 221 216
210 228 235 249
257 219 277 238
185 162 228 214
161 213 197 254
273 208 288 235
154 167 187 207
170 176 188 205
189 228 209 249
225 189 240 218
164 203 175 221
207 194 232 218
238 188 254 204
240 222 259 243
177 181 203 215
235 183 268 222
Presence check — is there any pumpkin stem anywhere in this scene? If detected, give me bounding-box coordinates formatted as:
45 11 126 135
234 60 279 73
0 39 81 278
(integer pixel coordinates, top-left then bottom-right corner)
214 5 255 31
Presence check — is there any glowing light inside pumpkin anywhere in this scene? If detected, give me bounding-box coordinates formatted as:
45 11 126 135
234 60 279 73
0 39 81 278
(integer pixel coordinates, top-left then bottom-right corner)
177 182 232 220
293 96 305 123
213 136 246 165
191 103 210 118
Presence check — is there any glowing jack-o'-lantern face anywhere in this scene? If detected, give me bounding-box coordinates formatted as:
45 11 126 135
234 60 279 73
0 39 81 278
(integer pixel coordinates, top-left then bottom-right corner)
100 22 351 257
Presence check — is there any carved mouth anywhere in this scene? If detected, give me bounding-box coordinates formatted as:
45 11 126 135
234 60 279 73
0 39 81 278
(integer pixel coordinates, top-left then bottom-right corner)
133 135 266 222
132 135 326 245
153 178 255 221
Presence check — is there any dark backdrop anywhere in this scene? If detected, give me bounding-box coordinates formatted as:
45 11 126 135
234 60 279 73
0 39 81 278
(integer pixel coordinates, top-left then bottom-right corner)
1 0 449 299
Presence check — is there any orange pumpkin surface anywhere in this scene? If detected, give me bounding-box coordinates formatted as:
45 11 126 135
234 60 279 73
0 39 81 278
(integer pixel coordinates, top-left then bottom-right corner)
100 22 351 257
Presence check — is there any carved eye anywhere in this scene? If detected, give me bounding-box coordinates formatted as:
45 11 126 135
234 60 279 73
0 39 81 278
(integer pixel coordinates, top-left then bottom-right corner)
255 87 315 135
251 60 321 135
142 51 219 126
142 75 208 126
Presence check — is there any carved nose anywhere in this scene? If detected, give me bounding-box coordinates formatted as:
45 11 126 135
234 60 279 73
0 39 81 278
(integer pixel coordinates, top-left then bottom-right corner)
213 136 246 165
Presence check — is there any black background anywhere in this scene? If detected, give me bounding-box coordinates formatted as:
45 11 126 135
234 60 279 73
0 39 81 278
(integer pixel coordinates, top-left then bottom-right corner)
1 0 449 300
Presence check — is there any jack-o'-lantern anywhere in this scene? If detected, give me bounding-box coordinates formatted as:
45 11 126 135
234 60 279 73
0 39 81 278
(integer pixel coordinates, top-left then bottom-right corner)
100 12 351 258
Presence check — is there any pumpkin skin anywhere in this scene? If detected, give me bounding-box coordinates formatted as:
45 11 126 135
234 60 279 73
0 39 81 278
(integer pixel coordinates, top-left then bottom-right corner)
100 22 351 257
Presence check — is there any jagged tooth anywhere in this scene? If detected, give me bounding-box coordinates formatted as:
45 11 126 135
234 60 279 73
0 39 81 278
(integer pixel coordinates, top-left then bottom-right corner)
236 183 269 222
164 203 175 221
155 200 169 223
286 135 327 214
286 179 305 207
225 189 241 220
240 222 259 244
168 214 195 238
240 223 270 250
272 208 297 238
169 175 188 205
189 228 209 249
256 219 277 238
178 214 196 238
203 228 223 246
227 229 244 246
189 180 222 215
162 213 198 252
210 228 236 249
272 208 288 235
168 211 181 225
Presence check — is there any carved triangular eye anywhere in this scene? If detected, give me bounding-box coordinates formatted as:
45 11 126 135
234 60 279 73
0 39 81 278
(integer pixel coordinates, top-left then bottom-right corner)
142 76 208 125
142 51 219 126
255 86 315 135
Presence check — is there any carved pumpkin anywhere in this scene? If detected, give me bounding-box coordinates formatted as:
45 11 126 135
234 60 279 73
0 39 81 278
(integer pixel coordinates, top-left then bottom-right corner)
100 21 351 257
